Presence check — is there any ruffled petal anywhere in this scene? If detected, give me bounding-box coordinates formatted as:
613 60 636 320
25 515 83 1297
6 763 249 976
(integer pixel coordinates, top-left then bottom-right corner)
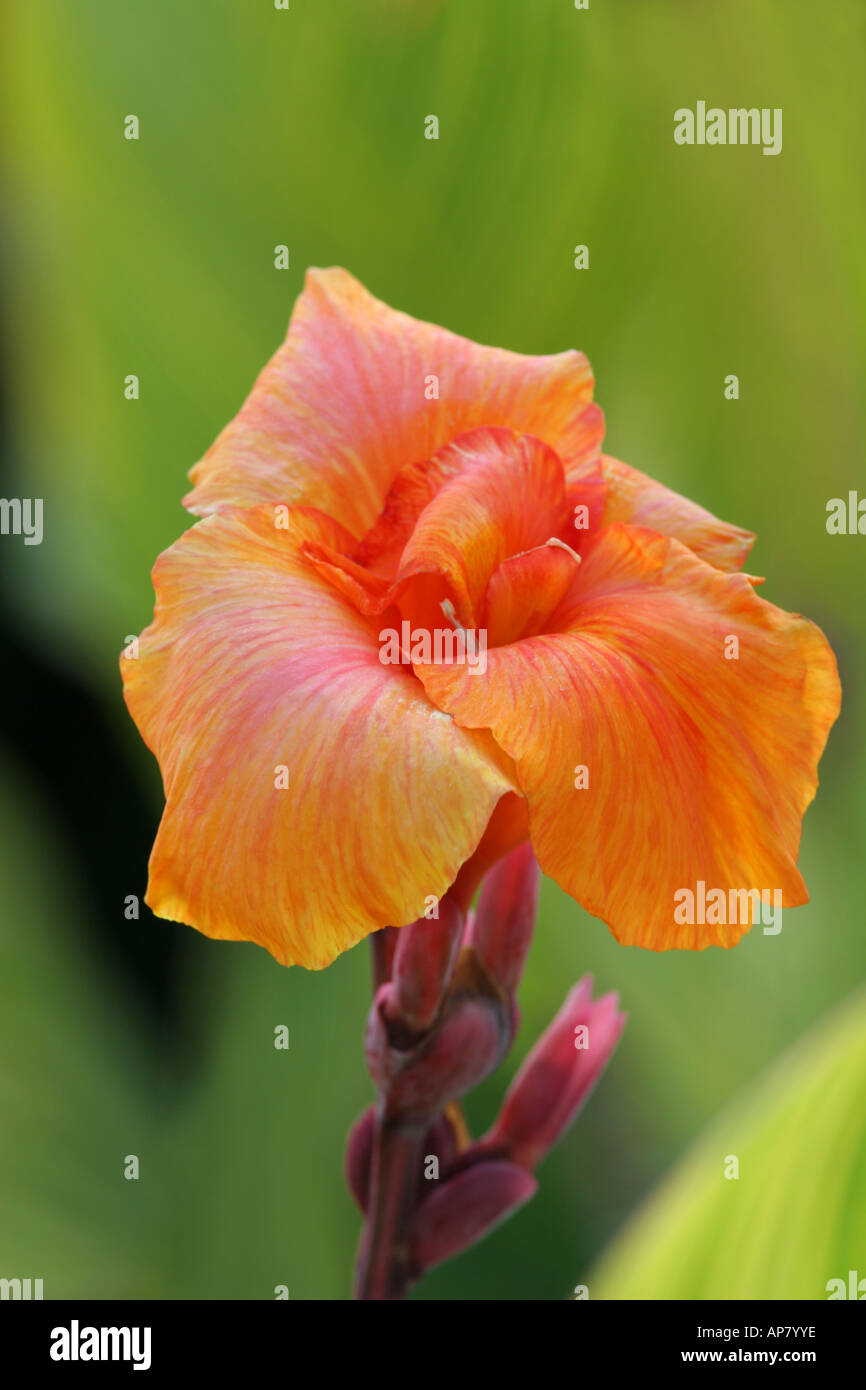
185 267 601 534
121 505 515 969
481 539 581 647
597 455 755 572
414 524 841 950
391 428 569 628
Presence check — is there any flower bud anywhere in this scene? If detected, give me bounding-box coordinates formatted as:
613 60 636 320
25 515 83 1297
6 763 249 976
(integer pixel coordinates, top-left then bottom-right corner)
345 1105 463 1216
417 1109 462 1195
386 897 464 1037
365 944 513 1123
467 842 539 994
383 990 511 1123
481 976 626 1170
345 1105 376 1213
410 1160 537 1274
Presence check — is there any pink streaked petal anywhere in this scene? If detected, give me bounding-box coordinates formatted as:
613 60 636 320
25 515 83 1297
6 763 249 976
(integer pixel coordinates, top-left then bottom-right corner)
121 504 515 969
481 539 581 647
598 454 755 571
185 267 601 534
415 524 841 951
393 427 570 629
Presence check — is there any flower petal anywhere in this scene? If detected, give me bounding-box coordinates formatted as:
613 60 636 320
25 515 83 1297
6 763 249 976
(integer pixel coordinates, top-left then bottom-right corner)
450 790 530 912
392 428 569 628
481 539 581 647
598 454 755 571
121 505 515 968
415 524 841 950
185 267 601 534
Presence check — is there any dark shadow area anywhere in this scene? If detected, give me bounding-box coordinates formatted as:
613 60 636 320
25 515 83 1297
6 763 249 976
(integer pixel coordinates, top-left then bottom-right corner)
0 342 198 1073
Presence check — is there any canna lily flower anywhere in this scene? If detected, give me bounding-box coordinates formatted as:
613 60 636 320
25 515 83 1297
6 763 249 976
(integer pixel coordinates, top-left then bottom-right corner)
122 267 840 969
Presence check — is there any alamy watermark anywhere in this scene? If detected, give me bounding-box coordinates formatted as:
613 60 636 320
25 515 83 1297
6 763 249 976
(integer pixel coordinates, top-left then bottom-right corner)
50 1321 152 1371
0 498 43 545
674 103 782 156
674 882 783 935
826 492 866 534
379 620 487 675
0 1276 43 1299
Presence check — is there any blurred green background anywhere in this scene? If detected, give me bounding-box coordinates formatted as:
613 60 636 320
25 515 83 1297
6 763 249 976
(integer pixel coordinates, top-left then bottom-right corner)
1 0 864 1299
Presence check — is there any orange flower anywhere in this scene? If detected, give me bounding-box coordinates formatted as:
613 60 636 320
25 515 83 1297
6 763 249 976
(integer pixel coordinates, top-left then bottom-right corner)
122 268 840 968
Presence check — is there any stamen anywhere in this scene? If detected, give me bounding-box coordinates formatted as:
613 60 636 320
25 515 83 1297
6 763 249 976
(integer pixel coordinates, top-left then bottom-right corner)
440 597 466 632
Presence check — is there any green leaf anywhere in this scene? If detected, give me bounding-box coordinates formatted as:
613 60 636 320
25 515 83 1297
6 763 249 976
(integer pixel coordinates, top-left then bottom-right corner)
588 988 866 1299
0 771 163 1296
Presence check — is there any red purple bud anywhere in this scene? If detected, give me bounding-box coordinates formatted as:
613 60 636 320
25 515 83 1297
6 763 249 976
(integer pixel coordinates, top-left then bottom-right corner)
370 925 399 988
387 897 465 1036
481 976 626 1170
384 991 511 1122
417 1110 461 1197
345 1106 376 1213
410 1160 537 1274
467 842 539 994
346 1106 464 1216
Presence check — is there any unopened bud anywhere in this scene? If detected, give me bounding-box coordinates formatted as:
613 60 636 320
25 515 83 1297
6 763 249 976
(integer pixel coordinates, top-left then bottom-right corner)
482 976 626 1170
467 842 539 994
387 897 464 1037
410 1160 537 1274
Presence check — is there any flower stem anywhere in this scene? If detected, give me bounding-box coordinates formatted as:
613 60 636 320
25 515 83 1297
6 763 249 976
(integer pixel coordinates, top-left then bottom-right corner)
354 1113 424 1300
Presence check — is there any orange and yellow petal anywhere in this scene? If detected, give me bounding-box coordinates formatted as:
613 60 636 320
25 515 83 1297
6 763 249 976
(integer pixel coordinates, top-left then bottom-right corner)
481 540 581 648
392 428 569 628
597 454 755 572
121 505 515 969
184 267 601 535
415 524 840 950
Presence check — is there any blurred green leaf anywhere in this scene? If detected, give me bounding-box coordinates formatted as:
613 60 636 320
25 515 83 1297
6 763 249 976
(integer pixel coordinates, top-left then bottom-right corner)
0 761 373 1299
0 770 163 1296
588 987 866 1299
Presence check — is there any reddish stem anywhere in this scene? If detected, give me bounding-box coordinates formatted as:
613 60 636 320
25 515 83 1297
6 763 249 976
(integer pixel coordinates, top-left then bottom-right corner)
354 1113 424 1300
